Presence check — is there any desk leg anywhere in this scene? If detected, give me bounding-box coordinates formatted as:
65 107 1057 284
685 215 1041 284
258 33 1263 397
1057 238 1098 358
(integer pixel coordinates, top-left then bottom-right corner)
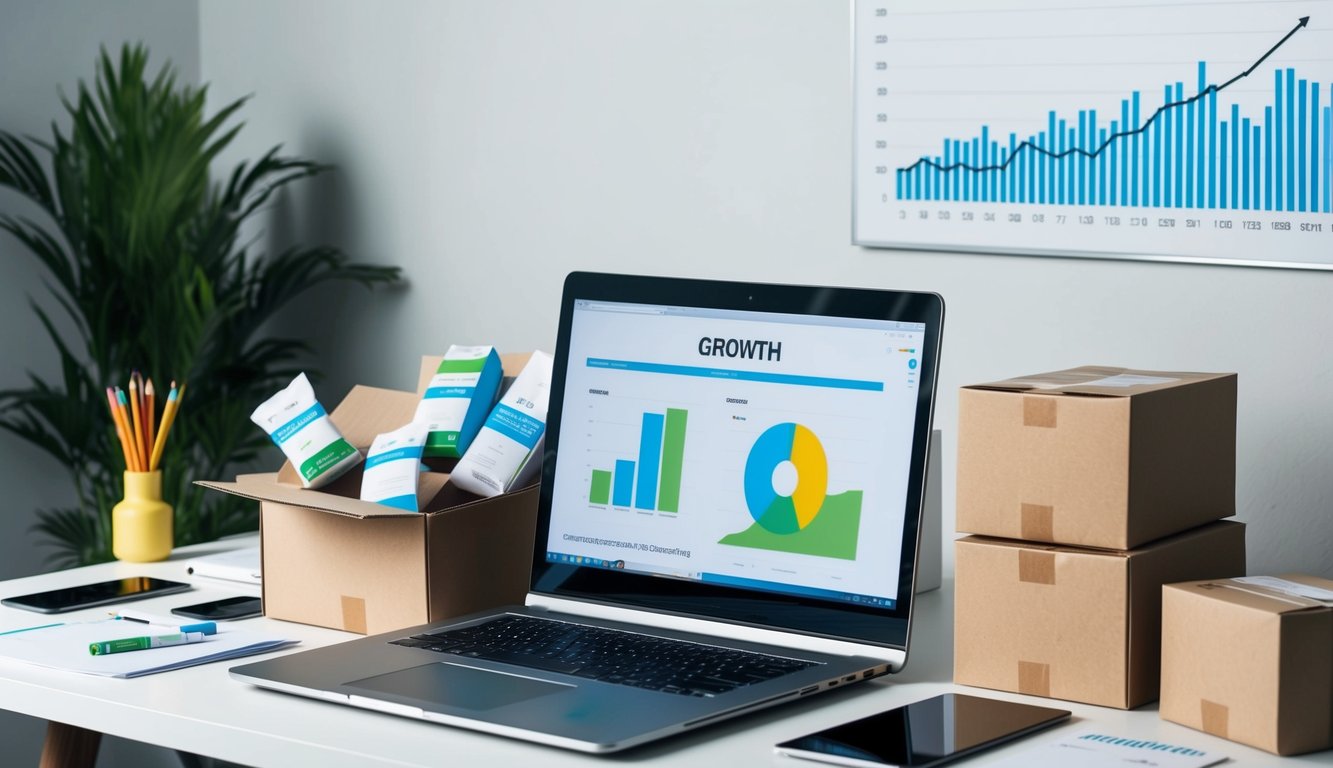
40 721 102 768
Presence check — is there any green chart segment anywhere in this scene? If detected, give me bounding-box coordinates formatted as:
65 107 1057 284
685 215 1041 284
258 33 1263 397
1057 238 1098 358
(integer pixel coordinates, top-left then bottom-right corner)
718 422 862 560
588 408 687 512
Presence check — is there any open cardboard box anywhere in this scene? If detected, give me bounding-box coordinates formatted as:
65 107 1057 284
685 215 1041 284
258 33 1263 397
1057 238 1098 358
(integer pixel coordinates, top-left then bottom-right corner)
956 366 1237 550
198 354 539 635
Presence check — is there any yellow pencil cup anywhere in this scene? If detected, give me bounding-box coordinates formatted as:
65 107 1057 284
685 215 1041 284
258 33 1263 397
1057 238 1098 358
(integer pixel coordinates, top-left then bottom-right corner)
112 471 173 563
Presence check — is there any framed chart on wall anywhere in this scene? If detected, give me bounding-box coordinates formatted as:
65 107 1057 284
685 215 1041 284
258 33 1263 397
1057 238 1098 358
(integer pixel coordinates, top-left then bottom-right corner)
851 0 1333 270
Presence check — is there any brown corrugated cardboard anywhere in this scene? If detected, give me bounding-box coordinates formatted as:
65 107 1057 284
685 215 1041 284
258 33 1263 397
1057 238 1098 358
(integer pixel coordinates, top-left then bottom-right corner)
953 521 1245 709
956 366 1237 550
1160 574 1333 755
198 354 539 635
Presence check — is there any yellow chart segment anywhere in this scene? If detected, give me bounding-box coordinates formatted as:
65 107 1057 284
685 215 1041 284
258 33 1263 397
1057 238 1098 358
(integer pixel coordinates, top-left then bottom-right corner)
790 424 828 529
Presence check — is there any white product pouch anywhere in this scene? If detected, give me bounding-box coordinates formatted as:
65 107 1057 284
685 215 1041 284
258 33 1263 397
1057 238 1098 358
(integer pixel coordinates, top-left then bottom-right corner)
415 345 504 458
359 421 430 511
451 351 554 497
250 372 362 489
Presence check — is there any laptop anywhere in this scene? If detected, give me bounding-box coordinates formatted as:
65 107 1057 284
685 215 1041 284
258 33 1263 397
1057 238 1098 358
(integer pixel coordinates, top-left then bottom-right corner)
230 272 945 753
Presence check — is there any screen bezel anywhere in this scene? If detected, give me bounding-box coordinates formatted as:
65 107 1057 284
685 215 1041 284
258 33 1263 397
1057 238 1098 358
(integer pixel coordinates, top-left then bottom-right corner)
0 577 192 614
530 272 944 650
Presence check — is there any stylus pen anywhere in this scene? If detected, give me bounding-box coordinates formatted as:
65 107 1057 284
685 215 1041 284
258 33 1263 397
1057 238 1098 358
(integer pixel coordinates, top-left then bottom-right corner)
110 612 217 635
89 631 207 656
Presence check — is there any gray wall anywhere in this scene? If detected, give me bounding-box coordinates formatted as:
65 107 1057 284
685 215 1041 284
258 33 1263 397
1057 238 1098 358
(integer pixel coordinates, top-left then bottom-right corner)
199 0 1332 579
0 3 199 765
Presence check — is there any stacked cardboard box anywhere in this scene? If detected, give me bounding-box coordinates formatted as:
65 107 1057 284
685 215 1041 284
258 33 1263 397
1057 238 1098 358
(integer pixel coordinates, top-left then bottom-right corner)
953 366 1245 709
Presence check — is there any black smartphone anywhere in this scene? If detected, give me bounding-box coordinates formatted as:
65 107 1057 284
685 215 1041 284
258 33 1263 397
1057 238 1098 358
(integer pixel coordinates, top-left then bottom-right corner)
1 577 192 614
171 596 263 621
775 693 1070 768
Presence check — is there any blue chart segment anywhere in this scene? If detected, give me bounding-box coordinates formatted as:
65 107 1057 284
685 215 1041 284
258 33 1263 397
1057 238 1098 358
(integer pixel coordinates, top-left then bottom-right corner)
853 1 1333 268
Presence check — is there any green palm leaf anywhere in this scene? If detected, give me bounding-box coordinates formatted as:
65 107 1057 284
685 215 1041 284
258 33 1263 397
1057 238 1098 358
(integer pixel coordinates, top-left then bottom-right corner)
0 43 401 566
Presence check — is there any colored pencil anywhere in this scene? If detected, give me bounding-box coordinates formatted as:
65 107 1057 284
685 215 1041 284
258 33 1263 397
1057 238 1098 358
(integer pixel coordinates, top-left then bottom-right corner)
112 387 141 472
149 381 183 472
128 374 147 471
106 387 137 472
144 378 157 466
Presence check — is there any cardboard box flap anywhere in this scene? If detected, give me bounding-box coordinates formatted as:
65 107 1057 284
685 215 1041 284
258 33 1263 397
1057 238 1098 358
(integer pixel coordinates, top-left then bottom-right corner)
1170 575 1333 615
196 473 424 519
956 535 1132 558
967 366 1234 397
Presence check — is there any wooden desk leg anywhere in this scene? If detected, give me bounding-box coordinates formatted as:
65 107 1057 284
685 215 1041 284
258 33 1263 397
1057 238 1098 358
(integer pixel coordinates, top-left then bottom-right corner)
40 721 102 768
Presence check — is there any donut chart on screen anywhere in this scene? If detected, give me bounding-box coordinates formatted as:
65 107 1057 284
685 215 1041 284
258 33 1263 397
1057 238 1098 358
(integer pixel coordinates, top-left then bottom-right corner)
721 421 863 560
743 422 828 535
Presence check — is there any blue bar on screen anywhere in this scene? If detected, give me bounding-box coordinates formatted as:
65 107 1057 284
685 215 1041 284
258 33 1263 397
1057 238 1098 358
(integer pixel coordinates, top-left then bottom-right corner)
613 460 634 507
634 412 663 510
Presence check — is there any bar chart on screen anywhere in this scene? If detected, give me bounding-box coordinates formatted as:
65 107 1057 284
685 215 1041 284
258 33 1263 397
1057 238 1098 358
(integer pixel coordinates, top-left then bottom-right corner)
852 0 1333 268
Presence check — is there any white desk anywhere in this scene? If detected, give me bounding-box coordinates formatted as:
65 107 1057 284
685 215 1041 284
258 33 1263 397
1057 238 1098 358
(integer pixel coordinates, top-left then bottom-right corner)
0 537 1320 767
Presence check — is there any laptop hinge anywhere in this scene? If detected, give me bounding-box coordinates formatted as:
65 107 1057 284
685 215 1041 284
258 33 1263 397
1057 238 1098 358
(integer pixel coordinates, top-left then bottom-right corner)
524 594 904 670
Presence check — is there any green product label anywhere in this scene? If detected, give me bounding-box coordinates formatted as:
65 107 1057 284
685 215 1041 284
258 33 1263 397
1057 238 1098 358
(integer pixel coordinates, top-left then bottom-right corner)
423 430 462 458
436 357 488 374
300 439 359 480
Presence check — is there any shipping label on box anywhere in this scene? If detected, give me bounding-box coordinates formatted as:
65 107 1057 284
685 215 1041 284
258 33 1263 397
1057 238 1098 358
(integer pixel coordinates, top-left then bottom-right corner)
954 521 1245 709
956 366 1236 550
1161 574 1333 756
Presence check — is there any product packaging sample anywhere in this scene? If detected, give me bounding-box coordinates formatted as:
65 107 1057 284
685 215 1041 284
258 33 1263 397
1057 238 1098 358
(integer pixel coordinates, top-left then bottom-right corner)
1160 574 1333 755
359 421 430 511
250 372 361 489
415 345 504 458
451 350 554 497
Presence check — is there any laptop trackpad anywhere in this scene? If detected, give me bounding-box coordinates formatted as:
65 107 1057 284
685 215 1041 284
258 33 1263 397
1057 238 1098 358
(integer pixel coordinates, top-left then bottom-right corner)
345 662 573 712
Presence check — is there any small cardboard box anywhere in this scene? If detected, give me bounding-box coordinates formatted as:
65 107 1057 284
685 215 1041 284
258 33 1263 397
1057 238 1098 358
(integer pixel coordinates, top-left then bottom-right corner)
954 521 1245 709
956 366 1236 550
199 355 540 635
1161 575 1333 755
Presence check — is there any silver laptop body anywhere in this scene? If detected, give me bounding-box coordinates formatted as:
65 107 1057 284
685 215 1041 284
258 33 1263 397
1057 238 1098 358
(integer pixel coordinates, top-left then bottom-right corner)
231 272 945 753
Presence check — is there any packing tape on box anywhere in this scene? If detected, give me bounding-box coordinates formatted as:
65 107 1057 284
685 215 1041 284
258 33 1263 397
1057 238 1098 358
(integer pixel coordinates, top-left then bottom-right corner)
1021 503 1055 540
341 595 368 634
1022 396 1057 428
1201 699 1230 738
1018 661 1052 697
1019 550 1057 585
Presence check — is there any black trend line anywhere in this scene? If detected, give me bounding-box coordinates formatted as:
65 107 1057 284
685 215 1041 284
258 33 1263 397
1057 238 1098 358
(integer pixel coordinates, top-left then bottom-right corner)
897 16 1310 177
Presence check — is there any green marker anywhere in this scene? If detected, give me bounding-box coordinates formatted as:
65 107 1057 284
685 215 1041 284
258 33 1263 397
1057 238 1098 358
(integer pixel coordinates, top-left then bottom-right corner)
89 631 207 656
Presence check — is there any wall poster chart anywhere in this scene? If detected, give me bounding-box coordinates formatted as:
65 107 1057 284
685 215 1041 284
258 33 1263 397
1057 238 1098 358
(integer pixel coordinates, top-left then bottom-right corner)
852 0 1333 269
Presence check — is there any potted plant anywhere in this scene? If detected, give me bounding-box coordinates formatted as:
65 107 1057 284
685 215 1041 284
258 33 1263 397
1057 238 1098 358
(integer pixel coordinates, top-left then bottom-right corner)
0 44 401 567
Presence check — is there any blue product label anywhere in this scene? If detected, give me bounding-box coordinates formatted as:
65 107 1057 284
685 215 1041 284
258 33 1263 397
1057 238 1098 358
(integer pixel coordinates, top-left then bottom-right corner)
364 445 424 470
486 404 546 449
424 385 476 400
271 402 327 445
377 494 419 512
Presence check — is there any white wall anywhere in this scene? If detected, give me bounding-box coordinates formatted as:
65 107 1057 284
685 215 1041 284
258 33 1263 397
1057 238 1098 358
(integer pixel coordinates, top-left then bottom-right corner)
200 0 1333 581
0 3 200 764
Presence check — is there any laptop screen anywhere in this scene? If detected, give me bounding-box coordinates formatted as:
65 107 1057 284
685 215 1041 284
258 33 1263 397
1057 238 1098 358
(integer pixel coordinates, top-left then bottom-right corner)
533 273 943 649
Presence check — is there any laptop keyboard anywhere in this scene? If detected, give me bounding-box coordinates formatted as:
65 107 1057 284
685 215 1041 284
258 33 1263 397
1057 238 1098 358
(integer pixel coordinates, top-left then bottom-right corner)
389 615 817 697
